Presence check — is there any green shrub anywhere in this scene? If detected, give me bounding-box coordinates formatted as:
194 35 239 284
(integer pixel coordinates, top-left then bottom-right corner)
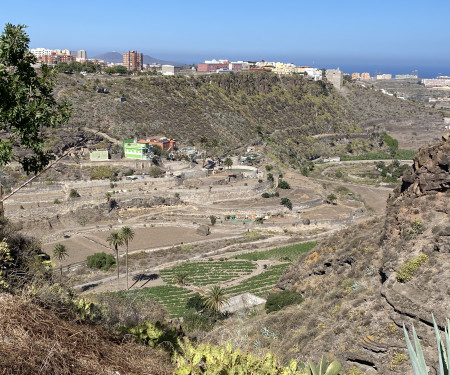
261 192 271 198
327 194 337 203
69 189 80 198
245 231 261 240
278 180 291 189
87 252 116 270
281 198 292 210
409 219 424 237
209 215 216 226
381 132 399 152
397 254 429 283
265 290 304 313
90 166 118 180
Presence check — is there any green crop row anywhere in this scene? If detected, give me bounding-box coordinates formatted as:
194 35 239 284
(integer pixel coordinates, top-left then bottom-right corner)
118 285 196 318
160 261 256 287
235 242 317 262
226 264 289 298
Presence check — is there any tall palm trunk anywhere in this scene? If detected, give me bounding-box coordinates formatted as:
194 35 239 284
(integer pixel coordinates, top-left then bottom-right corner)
115 245 119 286
125 242 129 290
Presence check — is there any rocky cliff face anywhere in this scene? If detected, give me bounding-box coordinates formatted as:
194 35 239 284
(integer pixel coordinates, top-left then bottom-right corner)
209 136 449 374
280 135 450 374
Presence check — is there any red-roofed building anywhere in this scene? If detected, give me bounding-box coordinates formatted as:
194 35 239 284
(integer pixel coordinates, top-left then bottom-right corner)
138 136 176 152
198 60 229 73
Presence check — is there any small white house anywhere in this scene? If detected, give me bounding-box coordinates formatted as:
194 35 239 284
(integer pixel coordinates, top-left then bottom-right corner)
162 65 175 76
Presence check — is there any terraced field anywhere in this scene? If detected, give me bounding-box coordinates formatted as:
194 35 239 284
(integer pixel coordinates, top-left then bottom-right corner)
159 260 257 287
114 242 317 318
225 264 289 298
235 241 317 262
119 285 196 318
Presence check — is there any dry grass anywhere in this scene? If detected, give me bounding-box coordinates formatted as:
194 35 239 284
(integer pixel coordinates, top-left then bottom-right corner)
0 293 173 375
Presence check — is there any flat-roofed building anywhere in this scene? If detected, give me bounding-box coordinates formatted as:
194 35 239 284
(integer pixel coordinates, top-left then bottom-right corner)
376 74 392 80
197 59 229 73
138 136 176 152
161 65 175 75
123 50 143 71
123 139 153 159
90 150 109 161
77 50 87 61
360 72 371 80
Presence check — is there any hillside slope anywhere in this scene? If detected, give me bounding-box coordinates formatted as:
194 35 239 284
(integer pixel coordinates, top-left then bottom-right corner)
205 136 449 374
53 73 443 167
0 293 173 375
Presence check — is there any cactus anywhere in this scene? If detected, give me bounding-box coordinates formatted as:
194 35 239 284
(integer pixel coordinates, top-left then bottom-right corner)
307 356 341 375
173 338 313 374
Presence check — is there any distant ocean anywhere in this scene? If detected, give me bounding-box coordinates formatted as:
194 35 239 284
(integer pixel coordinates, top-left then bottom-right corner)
322 64 449 79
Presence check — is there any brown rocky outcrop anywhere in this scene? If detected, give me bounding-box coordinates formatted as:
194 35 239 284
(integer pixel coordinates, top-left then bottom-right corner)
210 136 449 374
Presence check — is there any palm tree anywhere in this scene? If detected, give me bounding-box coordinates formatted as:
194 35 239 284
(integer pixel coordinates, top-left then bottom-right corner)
120 226 135 290
224 157 233 170
107 231 124 286
52 243 68 280
202 285 230 314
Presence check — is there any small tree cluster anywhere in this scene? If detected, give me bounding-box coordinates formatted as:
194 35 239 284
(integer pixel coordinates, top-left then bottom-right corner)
277 180 291 189
87 252 116 271
280 198 292 210
261 192 279 198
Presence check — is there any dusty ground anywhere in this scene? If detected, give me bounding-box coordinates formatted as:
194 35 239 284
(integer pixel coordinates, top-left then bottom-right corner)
5 157 395 290
42 225 230 266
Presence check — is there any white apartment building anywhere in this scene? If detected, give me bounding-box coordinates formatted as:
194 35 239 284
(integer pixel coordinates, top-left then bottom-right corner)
29 48 53 57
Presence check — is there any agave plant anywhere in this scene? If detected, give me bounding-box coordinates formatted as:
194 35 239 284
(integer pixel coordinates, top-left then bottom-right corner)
403 314 450 375
307 356 341 375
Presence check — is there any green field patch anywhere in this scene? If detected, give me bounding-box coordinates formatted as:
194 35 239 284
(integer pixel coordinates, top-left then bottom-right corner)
116 285 196 318
340 149 416 161
225 264 289 298
159 260 257 287
235 242 317 262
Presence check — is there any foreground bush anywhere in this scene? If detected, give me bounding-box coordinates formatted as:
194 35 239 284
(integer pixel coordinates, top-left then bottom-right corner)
87 252 116 270
173 339 307 374
265 290 304 313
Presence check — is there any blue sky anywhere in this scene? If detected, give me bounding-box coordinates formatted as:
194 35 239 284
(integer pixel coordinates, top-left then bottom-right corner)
1 0 449 75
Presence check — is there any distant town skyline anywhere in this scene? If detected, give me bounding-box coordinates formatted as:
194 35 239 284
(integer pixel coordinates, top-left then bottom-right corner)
2 0 449 77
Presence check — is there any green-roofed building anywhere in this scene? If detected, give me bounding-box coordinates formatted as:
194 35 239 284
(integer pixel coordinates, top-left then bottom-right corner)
123 139 153 159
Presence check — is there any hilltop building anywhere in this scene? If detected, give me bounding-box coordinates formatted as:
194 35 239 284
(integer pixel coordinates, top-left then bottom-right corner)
123 50 143 71
123 139 153 160
376 74 392 80
138 136 177 152
161 65 175 75
395 74 418 79
89 150 109 161
197 60 230 73
422 78 450 88
296 67 322 81
29 48 53 58
351 72 360 80
360 72 371 80
197 60 250 73
326 69 343 89
77 50 87 62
